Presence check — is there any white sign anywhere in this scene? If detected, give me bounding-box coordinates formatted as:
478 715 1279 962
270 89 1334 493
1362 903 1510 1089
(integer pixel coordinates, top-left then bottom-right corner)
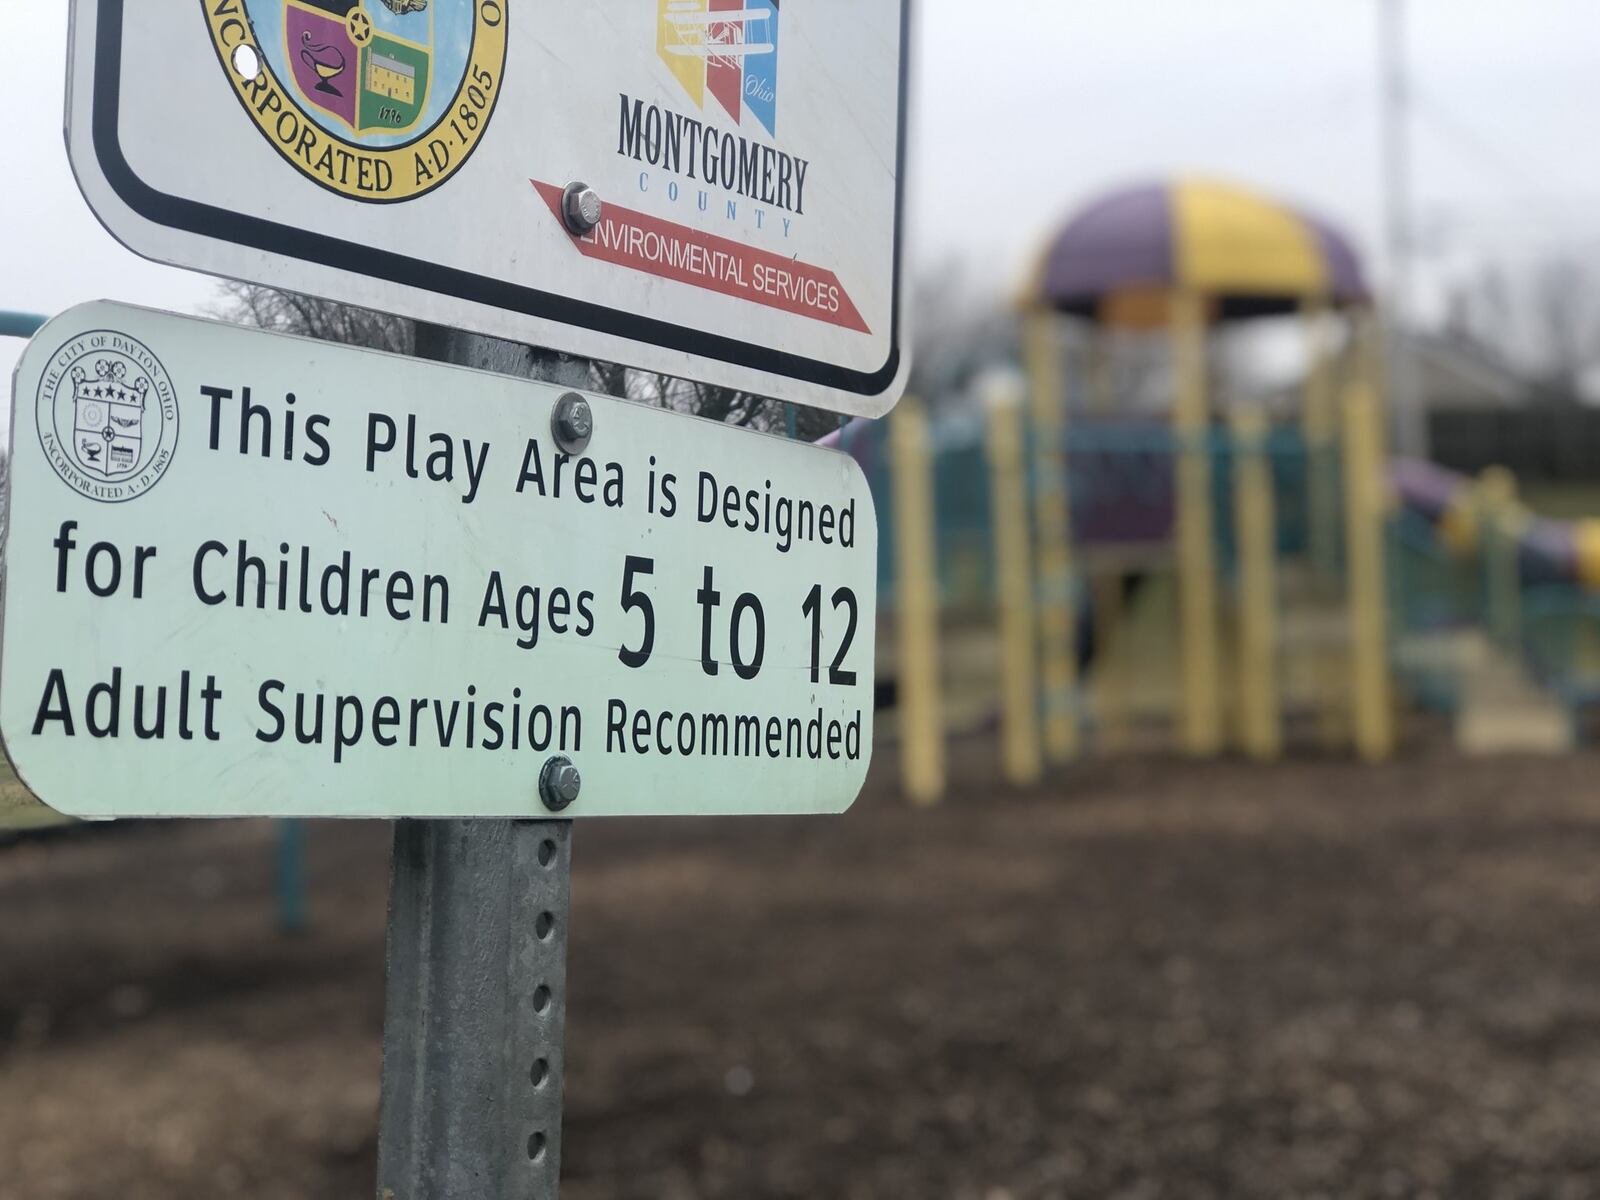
2 302 877 818
65 1 910 417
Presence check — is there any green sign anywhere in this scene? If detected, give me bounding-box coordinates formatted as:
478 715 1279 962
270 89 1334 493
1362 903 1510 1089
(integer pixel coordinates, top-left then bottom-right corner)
2 303 878 819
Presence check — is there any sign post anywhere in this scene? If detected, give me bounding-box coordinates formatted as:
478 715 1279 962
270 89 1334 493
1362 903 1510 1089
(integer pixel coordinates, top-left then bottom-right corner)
376 817 572 1198
371 326 586 1199
4 301 880 1193
46 2 911 1193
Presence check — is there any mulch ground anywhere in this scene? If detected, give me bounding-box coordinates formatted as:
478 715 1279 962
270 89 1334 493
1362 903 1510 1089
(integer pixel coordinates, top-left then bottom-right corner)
3 745 1600 1199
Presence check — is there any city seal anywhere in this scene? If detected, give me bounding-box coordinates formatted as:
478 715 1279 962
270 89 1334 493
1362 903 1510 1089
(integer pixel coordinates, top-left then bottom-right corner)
203 0 508 202
35 330 179 504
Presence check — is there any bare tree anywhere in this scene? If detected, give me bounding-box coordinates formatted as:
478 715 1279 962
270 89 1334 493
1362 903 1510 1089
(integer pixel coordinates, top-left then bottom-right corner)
1443 256 1600 398
214 282 841 438
909 256 1013 405
1444 262 1513 348
213 281 416 355
1527 257 1597 394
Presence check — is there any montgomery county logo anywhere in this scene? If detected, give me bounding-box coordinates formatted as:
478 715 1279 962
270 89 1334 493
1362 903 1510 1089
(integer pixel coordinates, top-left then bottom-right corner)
36 332 179 504
656 0 780 136
203 1 509 202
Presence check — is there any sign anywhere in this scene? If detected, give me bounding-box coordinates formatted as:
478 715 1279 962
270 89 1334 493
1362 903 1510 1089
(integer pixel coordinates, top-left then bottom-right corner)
65 0 910 417
1 302 877 818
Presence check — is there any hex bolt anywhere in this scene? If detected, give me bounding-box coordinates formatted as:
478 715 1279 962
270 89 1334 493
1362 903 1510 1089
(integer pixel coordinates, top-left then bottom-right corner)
551 392 593 455
539 755 581 813
560 182 603 235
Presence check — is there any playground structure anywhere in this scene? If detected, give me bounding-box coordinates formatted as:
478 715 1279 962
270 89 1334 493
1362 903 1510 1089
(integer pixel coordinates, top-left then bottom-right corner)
1389 459 1600 752
836 180 1600 802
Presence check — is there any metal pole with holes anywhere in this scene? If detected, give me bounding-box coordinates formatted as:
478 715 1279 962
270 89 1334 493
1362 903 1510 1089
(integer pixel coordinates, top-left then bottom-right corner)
376 325 591 1199
376 819 572 1197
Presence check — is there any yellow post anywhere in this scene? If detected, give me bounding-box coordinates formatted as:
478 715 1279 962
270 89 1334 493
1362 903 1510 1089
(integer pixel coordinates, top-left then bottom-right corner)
985 374 1043 786
889 396 946 804
1302 299 1339 585
1357 309 1392 467
1478 466 1522 648
1341 371 1395 761
1024 313 1080 762
1230 407 1282 760
1304 302 1345 748
1171 291 1223 756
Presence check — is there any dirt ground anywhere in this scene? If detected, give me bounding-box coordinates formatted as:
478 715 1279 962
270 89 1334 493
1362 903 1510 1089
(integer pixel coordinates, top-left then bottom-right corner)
3 745 1600 1199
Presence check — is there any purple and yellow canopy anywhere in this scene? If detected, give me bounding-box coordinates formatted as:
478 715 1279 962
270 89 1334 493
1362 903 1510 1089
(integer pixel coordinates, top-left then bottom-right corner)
1029 179 1369 328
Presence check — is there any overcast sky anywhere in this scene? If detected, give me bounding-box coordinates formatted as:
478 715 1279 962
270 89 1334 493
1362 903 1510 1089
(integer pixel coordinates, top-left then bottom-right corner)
5 1 1600 385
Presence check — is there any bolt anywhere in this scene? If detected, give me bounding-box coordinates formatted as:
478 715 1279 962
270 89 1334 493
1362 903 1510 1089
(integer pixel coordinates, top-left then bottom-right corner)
561 182 603 235
539 755 581 812
551 392 593 455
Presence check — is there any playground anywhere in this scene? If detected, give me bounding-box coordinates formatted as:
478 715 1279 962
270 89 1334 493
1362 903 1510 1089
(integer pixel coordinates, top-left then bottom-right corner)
4 749 1600 1199
831 178 1600 798
5 176 1600 1199
6 127 1600 1200
8 1 1600 1194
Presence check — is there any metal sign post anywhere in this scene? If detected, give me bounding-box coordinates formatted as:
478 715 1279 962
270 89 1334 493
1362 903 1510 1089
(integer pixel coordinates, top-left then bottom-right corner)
376 817 571 1199
5 303 881 1193
43 4 910 1191
372 326 583 1200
